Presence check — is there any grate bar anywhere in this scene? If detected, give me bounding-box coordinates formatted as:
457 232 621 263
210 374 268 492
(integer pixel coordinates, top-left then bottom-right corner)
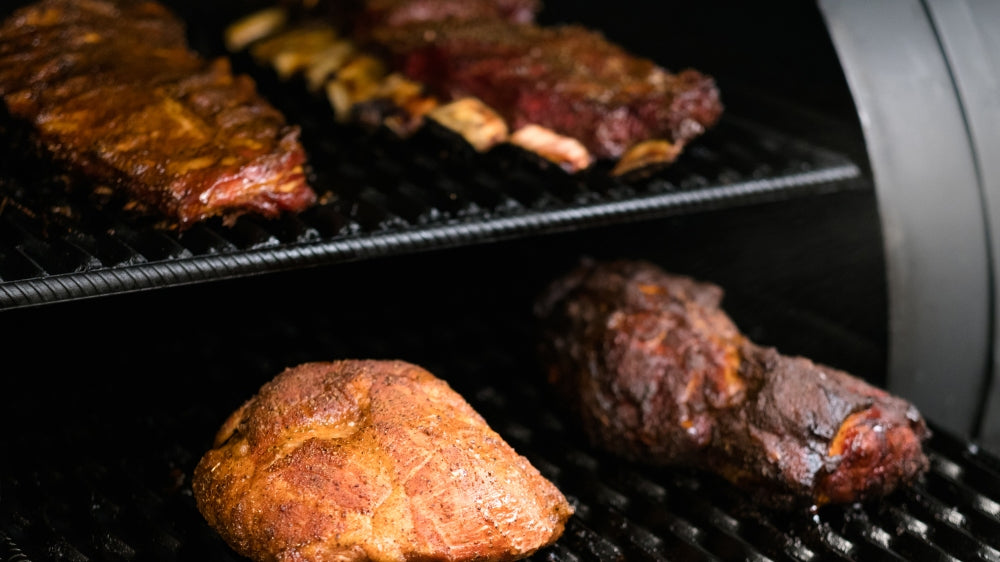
0 46 865 312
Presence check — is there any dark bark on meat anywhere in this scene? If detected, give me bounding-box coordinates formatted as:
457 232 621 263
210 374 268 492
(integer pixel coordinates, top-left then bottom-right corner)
0 0 317 229
534 258 930 510
367 19 723 160
286 0 540 36
278 0 722 161
357 0 540 30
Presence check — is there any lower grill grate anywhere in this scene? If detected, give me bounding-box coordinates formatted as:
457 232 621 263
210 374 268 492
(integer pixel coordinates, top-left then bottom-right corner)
3 379 997 561
1 275 997 562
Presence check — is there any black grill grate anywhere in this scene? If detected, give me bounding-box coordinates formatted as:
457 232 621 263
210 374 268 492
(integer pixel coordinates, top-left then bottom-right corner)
1 281 998 562
7 412 999 562
0 110 862 311
0 0 863 311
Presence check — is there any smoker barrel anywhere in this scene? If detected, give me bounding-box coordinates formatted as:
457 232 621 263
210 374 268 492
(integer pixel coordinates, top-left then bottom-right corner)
819 0 998 452
3 0 1000 560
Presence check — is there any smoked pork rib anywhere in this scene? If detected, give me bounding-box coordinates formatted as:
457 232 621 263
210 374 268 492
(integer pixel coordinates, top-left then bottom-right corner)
366 18 724 161
284 0 541 30
0 0 317 228
193 359 573 562
355 0 541 30
243 0 722 170
534 259 930 509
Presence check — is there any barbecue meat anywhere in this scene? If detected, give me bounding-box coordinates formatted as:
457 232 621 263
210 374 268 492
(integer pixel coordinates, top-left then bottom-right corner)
534 259 930 509
288 0 540 28
192 359 573 562
365 19 723 160
250 0 722 165
0 0 317 228
357 0 540 29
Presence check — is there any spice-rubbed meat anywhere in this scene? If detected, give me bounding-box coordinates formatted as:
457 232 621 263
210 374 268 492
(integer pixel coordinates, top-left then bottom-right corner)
356 0 540 29
286 0 540 28
193 359 573 562
367 19 723 160
0 0 317 228
534 259 930 509
245 0 722 168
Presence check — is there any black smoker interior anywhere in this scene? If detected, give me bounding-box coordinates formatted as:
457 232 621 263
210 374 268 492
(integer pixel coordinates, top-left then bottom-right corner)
3 0 1000 560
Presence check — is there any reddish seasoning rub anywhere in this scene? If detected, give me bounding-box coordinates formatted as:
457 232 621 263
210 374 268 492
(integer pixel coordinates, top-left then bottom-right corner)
193 360 573 562
535 259 930 509
0 0 317 229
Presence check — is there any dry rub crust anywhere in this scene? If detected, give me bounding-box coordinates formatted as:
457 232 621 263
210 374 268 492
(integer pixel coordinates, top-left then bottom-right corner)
0 0 317 229
192 359 573 562
534 259 930 509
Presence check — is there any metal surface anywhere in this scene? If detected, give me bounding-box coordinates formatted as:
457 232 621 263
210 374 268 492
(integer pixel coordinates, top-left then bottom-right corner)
0 0 871 313
4 409 998 562
0 112 862 311
922 0 1000 457
818 0 991 440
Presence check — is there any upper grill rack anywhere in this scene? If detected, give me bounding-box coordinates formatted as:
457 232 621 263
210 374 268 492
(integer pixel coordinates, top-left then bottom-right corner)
0 102 862 310
0 0 865 311
0 0 864 311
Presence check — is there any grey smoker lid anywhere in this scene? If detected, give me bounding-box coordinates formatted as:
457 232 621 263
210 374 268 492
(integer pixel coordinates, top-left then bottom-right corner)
818 0 992 440
922 0 1000 455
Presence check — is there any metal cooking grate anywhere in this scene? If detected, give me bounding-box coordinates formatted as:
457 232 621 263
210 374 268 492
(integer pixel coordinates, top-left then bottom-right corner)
0 0 863 311
3 377 999 562
0 109 862 311
1 288 998 562
3 402 999 562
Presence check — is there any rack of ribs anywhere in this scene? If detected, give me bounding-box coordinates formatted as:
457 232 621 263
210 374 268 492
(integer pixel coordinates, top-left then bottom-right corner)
226 0 723 175
351 0 541 30
0 0 317 229
534 258 930 510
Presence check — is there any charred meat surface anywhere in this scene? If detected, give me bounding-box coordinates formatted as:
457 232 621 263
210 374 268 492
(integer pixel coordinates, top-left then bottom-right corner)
236 0 722 170
369 19 723 160
0 0 317 228
192 359 573 562
356 0 541 30
534 259 930 509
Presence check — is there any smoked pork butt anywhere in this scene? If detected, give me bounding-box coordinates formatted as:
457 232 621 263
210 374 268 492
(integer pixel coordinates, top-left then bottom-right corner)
192 359 573 562
534 259 930 509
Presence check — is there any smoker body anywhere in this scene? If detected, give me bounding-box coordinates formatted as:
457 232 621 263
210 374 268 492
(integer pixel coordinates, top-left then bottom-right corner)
3 0 1000 560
